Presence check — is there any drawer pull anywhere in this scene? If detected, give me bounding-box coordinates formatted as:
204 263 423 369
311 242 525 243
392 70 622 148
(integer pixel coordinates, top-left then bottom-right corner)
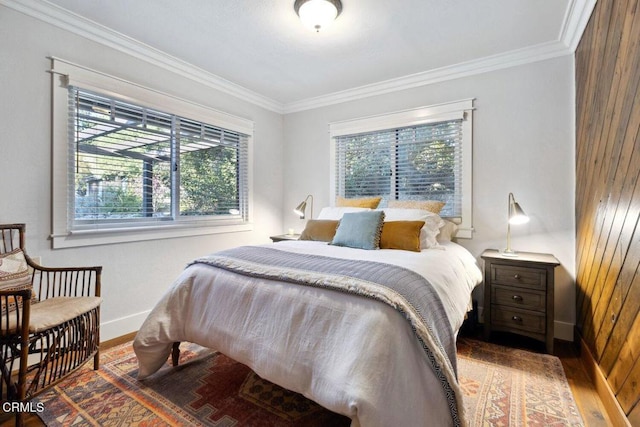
512 295 523 302
514 274 521 279
511 316 523 322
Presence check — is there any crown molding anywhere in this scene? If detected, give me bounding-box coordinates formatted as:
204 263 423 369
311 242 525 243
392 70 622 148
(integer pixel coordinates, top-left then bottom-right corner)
3 0 595 115
1 0 285 113
284 0 596 113
560 0 597 52
283 40 572 113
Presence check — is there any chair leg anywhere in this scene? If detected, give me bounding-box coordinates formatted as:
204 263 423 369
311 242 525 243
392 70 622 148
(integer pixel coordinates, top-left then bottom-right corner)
93 350 100 370
15 410 23 427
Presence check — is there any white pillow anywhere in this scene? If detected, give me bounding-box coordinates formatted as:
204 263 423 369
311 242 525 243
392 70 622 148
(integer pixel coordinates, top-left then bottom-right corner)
317 206 372 220
381 208 445 249
437 220 459 242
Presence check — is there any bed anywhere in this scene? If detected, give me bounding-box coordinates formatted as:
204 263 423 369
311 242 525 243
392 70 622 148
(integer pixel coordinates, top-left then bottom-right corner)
133 208 482 427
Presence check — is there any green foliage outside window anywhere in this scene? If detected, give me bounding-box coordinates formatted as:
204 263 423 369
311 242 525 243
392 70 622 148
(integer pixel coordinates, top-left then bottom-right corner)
339 121 460 215
72 91 243 221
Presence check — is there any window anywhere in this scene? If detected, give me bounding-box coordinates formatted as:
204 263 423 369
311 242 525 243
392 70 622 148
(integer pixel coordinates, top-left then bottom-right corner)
329 100 473 238
70 87 248 224
51 58 253 248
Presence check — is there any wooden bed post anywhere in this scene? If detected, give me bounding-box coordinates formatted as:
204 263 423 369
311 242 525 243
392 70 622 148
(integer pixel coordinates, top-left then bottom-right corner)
171 342 180 366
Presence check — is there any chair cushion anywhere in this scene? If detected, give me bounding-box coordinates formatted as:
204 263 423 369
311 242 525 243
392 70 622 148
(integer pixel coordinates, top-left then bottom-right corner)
6 297 102 334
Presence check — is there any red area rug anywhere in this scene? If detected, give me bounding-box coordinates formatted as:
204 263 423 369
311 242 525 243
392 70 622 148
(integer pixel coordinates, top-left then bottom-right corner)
33 337 583 426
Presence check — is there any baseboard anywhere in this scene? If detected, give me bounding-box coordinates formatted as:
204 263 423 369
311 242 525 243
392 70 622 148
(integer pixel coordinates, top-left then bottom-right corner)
554 320 574 341
100 310 151 342
578 335 631 427
100 331 138 350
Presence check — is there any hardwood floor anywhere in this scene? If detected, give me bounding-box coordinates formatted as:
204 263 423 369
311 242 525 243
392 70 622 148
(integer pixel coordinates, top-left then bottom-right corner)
1 331 611 426
0 414 43 427
555 339 612 426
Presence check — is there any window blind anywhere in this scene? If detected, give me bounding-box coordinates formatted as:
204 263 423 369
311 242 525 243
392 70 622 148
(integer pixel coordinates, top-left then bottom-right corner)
335 119 464 217
69 87 249 228
175 117 247 217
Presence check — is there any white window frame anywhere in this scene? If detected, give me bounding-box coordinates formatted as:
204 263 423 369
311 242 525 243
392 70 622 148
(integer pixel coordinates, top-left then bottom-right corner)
50 57 254 248
329 99 474 238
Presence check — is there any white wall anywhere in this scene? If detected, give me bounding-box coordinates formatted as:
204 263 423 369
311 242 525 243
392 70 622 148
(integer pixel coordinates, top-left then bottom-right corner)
282 56 576 340
0 7 284 340
1 5 576 342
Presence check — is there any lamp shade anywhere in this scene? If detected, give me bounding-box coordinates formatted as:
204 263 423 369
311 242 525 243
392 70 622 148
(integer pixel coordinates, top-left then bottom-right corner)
294 195 314 219
509 202 529 225
294 201 307 217
294 0 342 32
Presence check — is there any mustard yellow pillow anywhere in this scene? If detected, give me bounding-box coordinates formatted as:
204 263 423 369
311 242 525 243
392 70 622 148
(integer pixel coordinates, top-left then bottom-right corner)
299 220 340 242
388 200 445 214
336 196 382 209
379 221 425 252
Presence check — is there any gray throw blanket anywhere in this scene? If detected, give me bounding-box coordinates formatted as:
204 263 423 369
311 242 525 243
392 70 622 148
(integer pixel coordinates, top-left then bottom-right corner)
191 245 462 427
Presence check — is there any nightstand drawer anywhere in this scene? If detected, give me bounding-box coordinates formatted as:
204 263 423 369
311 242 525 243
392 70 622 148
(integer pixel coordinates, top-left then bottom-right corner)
491 306 546 334
491 265 546 290
491 285 546 311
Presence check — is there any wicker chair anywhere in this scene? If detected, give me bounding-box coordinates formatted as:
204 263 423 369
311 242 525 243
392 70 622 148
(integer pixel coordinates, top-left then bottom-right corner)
0 224 102 426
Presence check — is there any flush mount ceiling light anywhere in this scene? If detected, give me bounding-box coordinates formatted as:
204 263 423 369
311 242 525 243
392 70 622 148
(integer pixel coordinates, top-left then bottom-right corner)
294 0 343 32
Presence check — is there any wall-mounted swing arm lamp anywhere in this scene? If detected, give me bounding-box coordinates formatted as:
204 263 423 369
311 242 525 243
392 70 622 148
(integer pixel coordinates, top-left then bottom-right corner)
294 195 314 219
294 0 343 32
503 192 530 257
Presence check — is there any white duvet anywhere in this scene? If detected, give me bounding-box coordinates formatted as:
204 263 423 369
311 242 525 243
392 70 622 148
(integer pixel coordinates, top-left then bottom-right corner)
133 240 482 427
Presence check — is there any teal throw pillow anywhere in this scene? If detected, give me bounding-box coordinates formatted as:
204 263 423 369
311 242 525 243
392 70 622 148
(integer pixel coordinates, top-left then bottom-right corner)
330 210 385 250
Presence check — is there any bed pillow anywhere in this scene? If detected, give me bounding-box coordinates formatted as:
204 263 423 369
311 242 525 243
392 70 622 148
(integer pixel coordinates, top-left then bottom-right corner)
0 248 34 314
382 208 445 249
388 199 445 214
330 210 385 250
317 206 371 220
437 220 459 242
336 196 382 209
299 220 340 242
379 221 425 252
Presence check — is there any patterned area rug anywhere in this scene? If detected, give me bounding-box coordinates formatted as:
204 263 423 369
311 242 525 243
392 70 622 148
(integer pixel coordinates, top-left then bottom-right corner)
33 337 584 426
457 338 584 426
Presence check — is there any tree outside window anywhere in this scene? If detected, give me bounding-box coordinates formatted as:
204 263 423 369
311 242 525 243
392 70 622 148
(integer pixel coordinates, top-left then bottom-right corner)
71 88 247 226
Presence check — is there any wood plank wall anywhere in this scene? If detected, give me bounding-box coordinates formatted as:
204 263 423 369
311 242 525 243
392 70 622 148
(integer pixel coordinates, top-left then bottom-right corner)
575 0 640 424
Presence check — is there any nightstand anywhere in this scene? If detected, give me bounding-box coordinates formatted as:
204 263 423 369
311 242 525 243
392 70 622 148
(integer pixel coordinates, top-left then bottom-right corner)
270 234 300 242
481 249 560 353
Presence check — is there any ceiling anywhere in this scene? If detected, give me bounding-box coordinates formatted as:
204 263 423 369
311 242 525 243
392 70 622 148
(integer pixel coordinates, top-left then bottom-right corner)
8 0 594 112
